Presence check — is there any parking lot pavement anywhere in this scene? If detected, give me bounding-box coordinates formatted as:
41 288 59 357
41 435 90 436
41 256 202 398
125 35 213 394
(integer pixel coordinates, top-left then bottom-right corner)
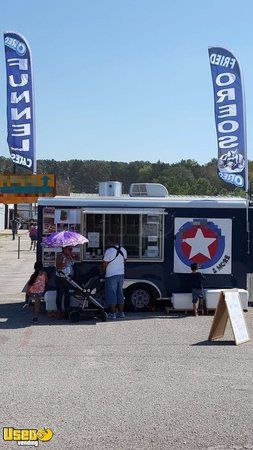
0 231 253 449
0 230 35 295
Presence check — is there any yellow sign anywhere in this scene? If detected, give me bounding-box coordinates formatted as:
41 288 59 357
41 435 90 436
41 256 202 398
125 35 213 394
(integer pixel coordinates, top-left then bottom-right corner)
0 174 56 204
3 427 54 446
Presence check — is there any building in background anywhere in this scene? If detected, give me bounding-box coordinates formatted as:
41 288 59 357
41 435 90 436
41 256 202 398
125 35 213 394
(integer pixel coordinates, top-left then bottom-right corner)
0 204 37 231
0 204 5 231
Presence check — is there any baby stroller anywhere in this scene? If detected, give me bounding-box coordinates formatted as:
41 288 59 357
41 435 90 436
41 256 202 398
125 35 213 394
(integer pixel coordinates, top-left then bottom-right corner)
58 271 107 323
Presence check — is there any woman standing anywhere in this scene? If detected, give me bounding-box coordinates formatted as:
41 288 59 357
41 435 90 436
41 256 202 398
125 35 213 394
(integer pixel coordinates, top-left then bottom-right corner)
29 222 38 251
55 246 74 317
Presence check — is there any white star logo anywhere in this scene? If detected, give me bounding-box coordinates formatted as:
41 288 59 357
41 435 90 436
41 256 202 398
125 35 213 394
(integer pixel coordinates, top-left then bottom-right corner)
183 228 216 259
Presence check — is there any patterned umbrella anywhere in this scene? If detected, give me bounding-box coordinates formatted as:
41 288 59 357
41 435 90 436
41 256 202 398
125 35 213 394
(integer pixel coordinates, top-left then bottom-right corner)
42 231 89 247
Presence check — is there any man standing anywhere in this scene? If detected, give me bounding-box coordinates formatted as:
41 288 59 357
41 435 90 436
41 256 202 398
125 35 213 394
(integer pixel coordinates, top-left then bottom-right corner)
11 216 19 240
102 241 127 320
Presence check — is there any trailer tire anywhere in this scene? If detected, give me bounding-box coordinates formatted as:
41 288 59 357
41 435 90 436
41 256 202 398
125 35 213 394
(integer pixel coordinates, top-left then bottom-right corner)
100 312 107 322
69 310 80 323
126 283 156 311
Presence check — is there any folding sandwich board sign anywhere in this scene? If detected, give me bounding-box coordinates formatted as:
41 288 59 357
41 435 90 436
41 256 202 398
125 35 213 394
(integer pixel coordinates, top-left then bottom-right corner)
208 290 250 345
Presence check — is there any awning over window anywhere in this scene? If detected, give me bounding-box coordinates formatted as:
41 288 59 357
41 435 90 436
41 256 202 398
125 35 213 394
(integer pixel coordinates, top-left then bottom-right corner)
82 208 166 215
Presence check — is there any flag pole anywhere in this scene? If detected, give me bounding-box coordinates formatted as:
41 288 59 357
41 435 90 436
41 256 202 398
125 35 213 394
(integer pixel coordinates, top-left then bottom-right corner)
240 55 250 255
13 164 17 218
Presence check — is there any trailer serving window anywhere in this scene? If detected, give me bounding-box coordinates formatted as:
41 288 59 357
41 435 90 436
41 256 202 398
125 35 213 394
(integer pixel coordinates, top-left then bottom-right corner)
83 208 164 261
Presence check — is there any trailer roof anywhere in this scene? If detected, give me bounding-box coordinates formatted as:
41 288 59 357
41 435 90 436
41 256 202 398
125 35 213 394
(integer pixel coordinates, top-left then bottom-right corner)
38 195 248 209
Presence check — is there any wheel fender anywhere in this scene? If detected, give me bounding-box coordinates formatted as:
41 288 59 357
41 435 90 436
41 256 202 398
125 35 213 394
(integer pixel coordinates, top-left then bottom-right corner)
123 279 161 300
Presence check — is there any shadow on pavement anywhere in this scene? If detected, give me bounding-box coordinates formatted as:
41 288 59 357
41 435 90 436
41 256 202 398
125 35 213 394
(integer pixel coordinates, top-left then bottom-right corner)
0 302 185 329
192 340 235 346
0 302 97 329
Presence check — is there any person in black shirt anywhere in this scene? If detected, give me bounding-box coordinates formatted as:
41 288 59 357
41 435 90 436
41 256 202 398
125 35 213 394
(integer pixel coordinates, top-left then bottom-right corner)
11 216 20 240
190 263 205 316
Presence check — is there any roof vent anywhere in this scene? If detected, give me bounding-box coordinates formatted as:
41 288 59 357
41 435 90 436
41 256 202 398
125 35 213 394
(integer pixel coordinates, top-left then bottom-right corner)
129 183 168 197
99 181 122 196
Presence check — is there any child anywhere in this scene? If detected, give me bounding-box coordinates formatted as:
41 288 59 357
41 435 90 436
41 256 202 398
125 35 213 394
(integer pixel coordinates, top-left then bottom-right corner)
190 263 205 317
24 262 48 323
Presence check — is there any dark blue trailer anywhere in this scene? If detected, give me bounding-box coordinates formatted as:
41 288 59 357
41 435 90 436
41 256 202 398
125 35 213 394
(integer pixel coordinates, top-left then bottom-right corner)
37 195 252 310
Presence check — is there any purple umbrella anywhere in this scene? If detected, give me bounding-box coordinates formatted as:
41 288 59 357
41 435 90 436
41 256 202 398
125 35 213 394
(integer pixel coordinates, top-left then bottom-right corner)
42 231 89 248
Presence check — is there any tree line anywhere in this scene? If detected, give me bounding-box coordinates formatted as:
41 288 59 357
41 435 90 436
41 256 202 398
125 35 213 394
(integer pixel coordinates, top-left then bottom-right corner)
1 156 252 197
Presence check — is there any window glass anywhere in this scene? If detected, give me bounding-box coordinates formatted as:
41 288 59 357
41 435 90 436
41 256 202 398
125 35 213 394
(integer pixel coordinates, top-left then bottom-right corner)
122 214 140 257
141 215 162 259
105 214 121 248
83 212 163 260
85 214 103 259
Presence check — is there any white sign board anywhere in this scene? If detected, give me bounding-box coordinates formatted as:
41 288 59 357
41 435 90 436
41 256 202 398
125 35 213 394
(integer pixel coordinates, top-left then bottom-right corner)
225 291 250 345
174 218 232 274
87 232 100 248
208 290 250 345
54 209 81 224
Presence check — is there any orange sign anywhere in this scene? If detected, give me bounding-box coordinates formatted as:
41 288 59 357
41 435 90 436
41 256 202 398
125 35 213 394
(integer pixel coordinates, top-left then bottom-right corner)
0 174 56 204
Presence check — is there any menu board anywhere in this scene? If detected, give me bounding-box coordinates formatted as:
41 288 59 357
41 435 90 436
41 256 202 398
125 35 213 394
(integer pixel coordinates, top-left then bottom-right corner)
54 209 81 225
43 207 56 234
42 207 82 265
43 247 60 267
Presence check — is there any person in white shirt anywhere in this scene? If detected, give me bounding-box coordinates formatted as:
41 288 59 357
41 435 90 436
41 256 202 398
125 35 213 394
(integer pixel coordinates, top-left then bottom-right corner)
102 241 127 320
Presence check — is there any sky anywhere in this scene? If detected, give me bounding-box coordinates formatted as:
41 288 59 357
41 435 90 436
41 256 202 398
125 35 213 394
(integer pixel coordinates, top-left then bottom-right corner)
0 0 253 165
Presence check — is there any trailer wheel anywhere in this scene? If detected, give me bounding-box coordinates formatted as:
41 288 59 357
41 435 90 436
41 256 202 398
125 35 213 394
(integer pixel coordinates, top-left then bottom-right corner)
69 310 80 323
126 284 155 311
100 312 107 322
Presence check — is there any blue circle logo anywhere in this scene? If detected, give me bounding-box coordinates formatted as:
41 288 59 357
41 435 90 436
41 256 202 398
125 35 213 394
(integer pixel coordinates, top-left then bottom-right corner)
175 219 225 269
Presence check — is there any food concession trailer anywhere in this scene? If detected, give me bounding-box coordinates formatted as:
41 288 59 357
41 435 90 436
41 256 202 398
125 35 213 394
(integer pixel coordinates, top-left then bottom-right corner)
37 193 252 310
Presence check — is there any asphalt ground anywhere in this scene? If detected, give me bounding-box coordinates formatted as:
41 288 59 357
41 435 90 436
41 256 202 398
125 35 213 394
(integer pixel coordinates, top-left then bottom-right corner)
0 230 253 450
